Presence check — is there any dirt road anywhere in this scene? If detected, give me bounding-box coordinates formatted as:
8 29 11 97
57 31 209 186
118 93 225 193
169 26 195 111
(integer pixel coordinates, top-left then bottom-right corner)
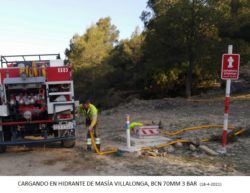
0 93 250 176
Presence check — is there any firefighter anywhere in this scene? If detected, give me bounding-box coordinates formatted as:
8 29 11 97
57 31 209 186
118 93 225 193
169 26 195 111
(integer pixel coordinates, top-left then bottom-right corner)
78 100 101 152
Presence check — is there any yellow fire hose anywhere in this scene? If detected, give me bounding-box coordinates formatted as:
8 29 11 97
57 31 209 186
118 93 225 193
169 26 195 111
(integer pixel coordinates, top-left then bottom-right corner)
160 124 235 136
89 131 118 155
88 125 246 155
234 128 246 136
141 138 213 151
141 139 191 151
143 127 246 151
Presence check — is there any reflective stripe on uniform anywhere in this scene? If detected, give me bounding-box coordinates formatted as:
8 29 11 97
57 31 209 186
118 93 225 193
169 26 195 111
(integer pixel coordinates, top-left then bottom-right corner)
95 138 101 144
87 138 92 145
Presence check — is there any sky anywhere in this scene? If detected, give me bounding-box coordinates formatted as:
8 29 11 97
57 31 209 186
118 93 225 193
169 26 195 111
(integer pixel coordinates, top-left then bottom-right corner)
0 0 148 59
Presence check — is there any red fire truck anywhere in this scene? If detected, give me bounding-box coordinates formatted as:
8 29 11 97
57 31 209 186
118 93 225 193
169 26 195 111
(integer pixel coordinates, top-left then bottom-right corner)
0 54 77 153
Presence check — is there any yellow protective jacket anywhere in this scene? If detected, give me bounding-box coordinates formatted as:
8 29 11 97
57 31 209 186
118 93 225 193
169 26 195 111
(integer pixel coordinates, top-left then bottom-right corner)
79 104 97 118
79 103 98 128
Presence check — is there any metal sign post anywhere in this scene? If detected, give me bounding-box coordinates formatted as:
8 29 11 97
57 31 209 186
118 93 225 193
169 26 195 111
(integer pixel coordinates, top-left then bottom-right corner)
221 45 240 153
125 114 131 148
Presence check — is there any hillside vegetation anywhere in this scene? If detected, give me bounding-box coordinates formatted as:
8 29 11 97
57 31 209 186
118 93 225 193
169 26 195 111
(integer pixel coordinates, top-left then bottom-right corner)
65 0 250 108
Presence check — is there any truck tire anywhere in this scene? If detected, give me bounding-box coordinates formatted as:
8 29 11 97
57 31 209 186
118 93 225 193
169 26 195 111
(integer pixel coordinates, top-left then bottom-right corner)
0 128 7 153
61 140 75 148
0 146 6 153
3 127 12 141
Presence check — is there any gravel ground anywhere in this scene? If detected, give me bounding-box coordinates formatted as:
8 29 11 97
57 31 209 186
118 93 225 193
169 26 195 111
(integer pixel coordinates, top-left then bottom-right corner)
0 93 249 176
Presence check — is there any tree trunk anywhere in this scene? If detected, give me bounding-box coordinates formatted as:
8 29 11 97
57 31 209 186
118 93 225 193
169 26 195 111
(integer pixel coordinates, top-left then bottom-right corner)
185 61 192 98
186 0 195 98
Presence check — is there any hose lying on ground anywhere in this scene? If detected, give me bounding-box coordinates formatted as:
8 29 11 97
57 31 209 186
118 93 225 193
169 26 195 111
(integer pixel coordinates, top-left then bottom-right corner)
89 130 118 155
160 124 235 136
141 139 191 151
233 128 246 136
143 127 246 151
89 125 246 155
141 138 213 151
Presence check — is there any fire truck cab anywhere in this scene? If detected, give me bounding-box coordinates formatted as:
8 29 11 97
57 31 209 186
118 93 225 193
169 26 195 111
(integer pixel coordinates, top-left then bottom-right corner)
0 54 77 153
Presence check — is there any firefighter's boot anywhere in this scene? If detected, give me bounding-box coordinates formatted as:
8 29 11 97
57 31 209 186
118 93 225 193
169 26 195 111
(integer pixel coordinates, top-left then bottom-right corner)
86 138 92 151
87 145 92 151
95 137 101 152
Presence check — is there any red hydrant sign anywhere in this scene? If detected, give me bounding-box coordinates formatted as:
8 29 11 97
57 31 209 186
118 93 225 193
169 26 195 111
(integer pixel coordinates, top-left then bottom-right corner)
221 54 240 80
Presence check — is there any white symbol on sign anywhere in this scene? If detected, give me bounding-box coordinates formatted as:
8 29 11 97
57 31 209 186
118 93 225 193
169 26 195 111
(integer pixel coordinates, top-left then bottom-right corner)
227 56 234 68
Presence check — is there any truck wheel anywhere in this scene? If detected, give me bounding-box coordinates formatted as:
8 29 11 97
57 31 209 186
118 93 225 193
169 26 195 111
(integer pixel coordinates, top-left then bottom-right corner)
3 127 12 141
0 146 6 153
61 140 75 148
